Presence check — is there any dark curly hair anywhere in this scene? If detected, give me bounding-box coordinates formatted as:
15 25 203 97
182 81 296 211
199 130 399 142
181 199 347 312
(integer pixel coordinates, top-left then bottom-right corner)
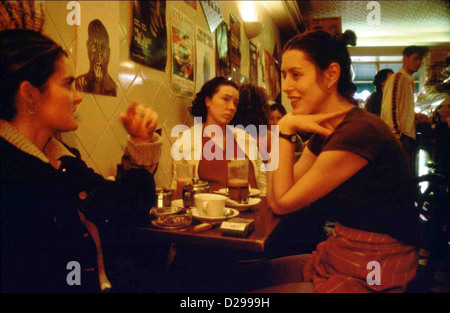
190 77 239 120
283 30 358 105
0 29 67 121
230 83 269 127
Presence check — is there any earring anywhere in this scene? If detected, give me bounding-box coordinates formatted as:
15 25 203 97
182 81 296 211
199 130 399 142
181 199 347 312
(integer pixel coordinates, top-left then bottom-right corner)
27 105 37 116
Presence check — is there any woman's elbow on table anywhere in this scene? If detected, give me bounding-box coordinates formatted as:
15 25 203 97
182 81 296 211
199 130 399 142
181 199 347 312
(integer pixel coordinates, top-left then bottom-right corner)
268 196 306 216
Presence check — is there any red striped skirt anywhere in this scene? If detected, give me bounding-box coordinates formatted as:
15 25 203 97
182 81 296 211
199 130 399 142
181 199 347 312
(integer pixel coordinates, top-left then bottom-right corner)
303 222 418 293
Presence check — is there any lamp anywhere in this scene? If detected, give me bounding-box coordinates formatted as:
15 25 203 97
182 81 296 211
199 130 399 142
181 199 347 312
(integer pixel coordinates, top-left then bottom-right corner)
244 21 263 39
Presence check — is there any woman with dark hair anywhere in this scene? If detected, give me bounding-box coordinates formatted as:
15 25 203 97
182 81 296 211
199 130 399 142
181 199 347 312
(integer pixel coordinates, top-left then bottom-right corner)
239 30 419 293
230 83 272 163
267 103 287 126
0 29 161 292
365 69 394 116
171 77 266 194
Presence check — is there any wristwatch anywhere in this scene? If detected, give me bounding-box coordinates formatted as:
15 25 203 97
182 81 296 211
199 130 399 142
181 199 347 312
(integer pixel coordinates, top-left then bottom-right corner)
279 132 298 143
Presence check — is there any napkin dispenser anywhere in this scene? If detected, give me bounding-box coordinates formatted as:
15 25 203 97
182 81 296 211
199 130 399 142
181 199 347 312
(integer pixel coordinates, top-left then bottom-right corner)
220 218 254 238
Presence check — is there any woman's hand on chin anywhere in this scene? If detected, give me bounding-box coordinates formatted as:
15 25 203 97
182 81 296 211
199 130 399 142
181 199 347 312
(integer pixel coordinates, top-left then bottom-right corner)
119 100 158 143
278 108 352 137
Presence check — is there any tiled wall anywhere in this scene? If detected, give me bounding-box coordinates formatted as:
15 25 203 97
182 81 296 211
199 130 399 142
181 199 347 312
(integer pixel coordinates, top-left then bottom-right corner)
42 1 280 188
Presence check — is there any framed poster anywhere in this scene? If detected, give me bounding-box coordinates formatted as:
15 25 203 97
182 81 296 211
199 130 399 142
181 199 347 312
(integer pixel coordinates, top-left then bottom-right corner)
216 21 230 78
200 0 223 33
229 13 241 84
171 7 195 97
264 49 280 101
75 1 119 97
249 41 258 85
130 0 167 71
195 26 215 93
0 0 45 31
309 16 342 38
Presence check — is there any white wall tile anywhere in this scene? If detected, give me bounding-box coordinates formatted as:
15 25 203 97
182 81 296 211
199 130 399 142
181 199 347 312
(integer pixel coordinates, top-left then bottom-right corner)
41 0 280 179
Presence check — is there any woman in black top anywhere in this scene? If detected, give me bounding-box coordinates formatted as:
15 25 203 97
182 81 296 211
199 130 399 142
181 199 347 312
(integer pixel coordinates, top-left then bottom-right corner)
0 29 161 292
263 30 419 293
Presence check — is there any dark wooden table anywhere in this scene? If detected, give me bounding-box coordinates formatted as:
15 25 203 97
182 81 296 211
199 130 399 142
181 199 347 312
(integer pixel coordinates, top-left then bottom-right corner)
135 197 281 253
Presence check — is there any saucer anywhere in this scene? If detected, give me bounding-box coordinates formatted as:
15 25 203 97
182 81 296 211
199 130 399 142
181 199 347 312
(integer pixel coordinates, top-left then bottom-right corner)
191 208 239 222
226 197 261 210
216 188 261 197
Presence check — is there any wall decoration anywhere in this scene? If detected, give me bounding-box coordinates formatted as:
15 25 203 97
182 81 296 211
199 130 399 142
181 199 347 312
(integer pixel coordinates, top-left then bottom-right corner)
171 7 195 97
229 13 241 84
195 26 215 94
249 41 258 85
75 1 119 97
0 0 45 31
216 21 230 78
264 49 280 101
130 0 167 72
200 0 223 33
184 1 197 10
309 16 342 38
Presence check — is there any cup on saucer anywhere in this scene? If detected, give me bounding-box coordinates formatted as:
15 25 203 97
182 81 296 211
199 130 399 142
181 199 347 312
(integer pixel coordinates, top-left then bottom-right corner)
194 193 227 217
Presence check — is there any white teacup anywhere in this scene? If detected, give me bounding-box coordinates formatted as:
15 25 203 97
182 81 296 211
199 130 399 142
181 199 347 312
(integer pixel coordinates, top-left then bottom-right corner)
194 193 227 217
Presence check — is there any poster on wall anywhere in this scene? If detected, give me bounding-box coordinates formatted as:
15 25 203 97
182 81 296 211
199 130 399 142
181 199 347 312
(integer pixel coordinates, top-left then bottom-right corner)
229 13 241 84
249 41 258 85
130 0 167 72
171 7 195 97
200 0 223 33
264 49 280 101
309 16 342 38
195 26 215 94
184 1 197 10
216 21 230 78
0 0 45 31
75 1 119 97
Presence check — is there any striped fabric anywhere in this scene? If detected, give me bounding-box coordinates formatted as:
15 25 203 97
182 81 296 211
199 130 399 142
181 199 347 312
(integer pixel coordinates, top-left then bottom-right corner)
303 222 418 293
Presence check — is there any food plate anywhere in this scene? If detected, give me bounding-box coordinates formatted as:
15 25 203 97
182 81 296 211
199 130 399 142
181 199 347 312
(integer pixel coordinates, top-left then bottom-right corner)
191 208 239 222
216 188 261 197
226 197 261 210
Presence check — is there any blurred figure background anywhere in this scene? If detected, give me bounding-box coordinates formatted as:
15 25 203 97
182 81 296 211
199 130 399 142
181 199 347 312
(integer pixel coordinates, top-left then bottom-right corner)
365 69 394 116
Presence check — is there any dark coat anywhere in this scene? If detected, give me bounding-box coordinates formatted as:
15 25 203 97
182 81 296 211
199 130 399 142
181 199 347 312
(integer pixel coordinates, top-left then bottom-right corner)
0 138 155 292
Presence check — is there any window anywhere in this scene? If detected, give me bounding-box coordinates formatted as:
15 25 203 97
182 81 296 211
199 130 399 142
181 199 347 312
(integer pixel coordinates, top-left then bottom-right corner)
351 56 421 101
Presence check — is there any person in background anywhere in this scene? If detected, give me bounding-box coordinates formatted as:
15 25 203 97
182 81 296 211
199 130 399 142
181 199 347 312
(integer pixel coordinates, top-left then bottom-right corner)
171 77 266 194
365 68 394 116
268 103 305 160
234 30 419 293
230 83 272 163
0 29 162 292
380 45 428 173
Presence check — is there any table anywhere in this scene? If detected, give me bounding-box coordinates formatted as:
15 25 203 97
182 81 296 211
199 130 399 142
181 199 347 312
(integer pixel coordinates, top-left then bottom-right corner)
135 197 281 253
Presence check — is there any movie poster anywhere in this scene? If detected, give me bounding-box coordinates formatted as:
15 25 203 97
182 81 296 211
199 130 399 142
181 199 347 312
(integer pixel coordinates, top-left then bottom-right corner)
216 21 230 78
0 0 45 31
184 1 197 10
195 26 215 94
309 16 342 38
130 0 167 71
75 1 119 97
264 49 280 101
229 13 241 84
249 41 258 85
171 7 195 97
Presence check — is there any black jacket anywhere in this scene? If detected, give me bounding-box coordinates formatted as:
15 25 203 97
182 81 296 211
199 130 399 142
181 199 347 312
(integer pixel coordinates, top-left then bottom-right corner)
0 138 155 292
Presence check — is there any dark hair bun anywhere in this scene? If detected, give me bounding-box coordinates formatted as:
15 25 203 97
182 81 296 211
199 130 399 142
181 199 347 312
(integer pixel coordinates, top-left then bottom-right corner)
340 30 357 47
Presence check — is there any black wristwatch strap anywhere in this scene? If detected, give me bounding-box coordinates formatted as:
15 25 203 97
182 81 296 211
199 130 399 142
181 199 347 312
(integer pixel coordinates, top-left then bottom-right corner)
279 132 297 143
